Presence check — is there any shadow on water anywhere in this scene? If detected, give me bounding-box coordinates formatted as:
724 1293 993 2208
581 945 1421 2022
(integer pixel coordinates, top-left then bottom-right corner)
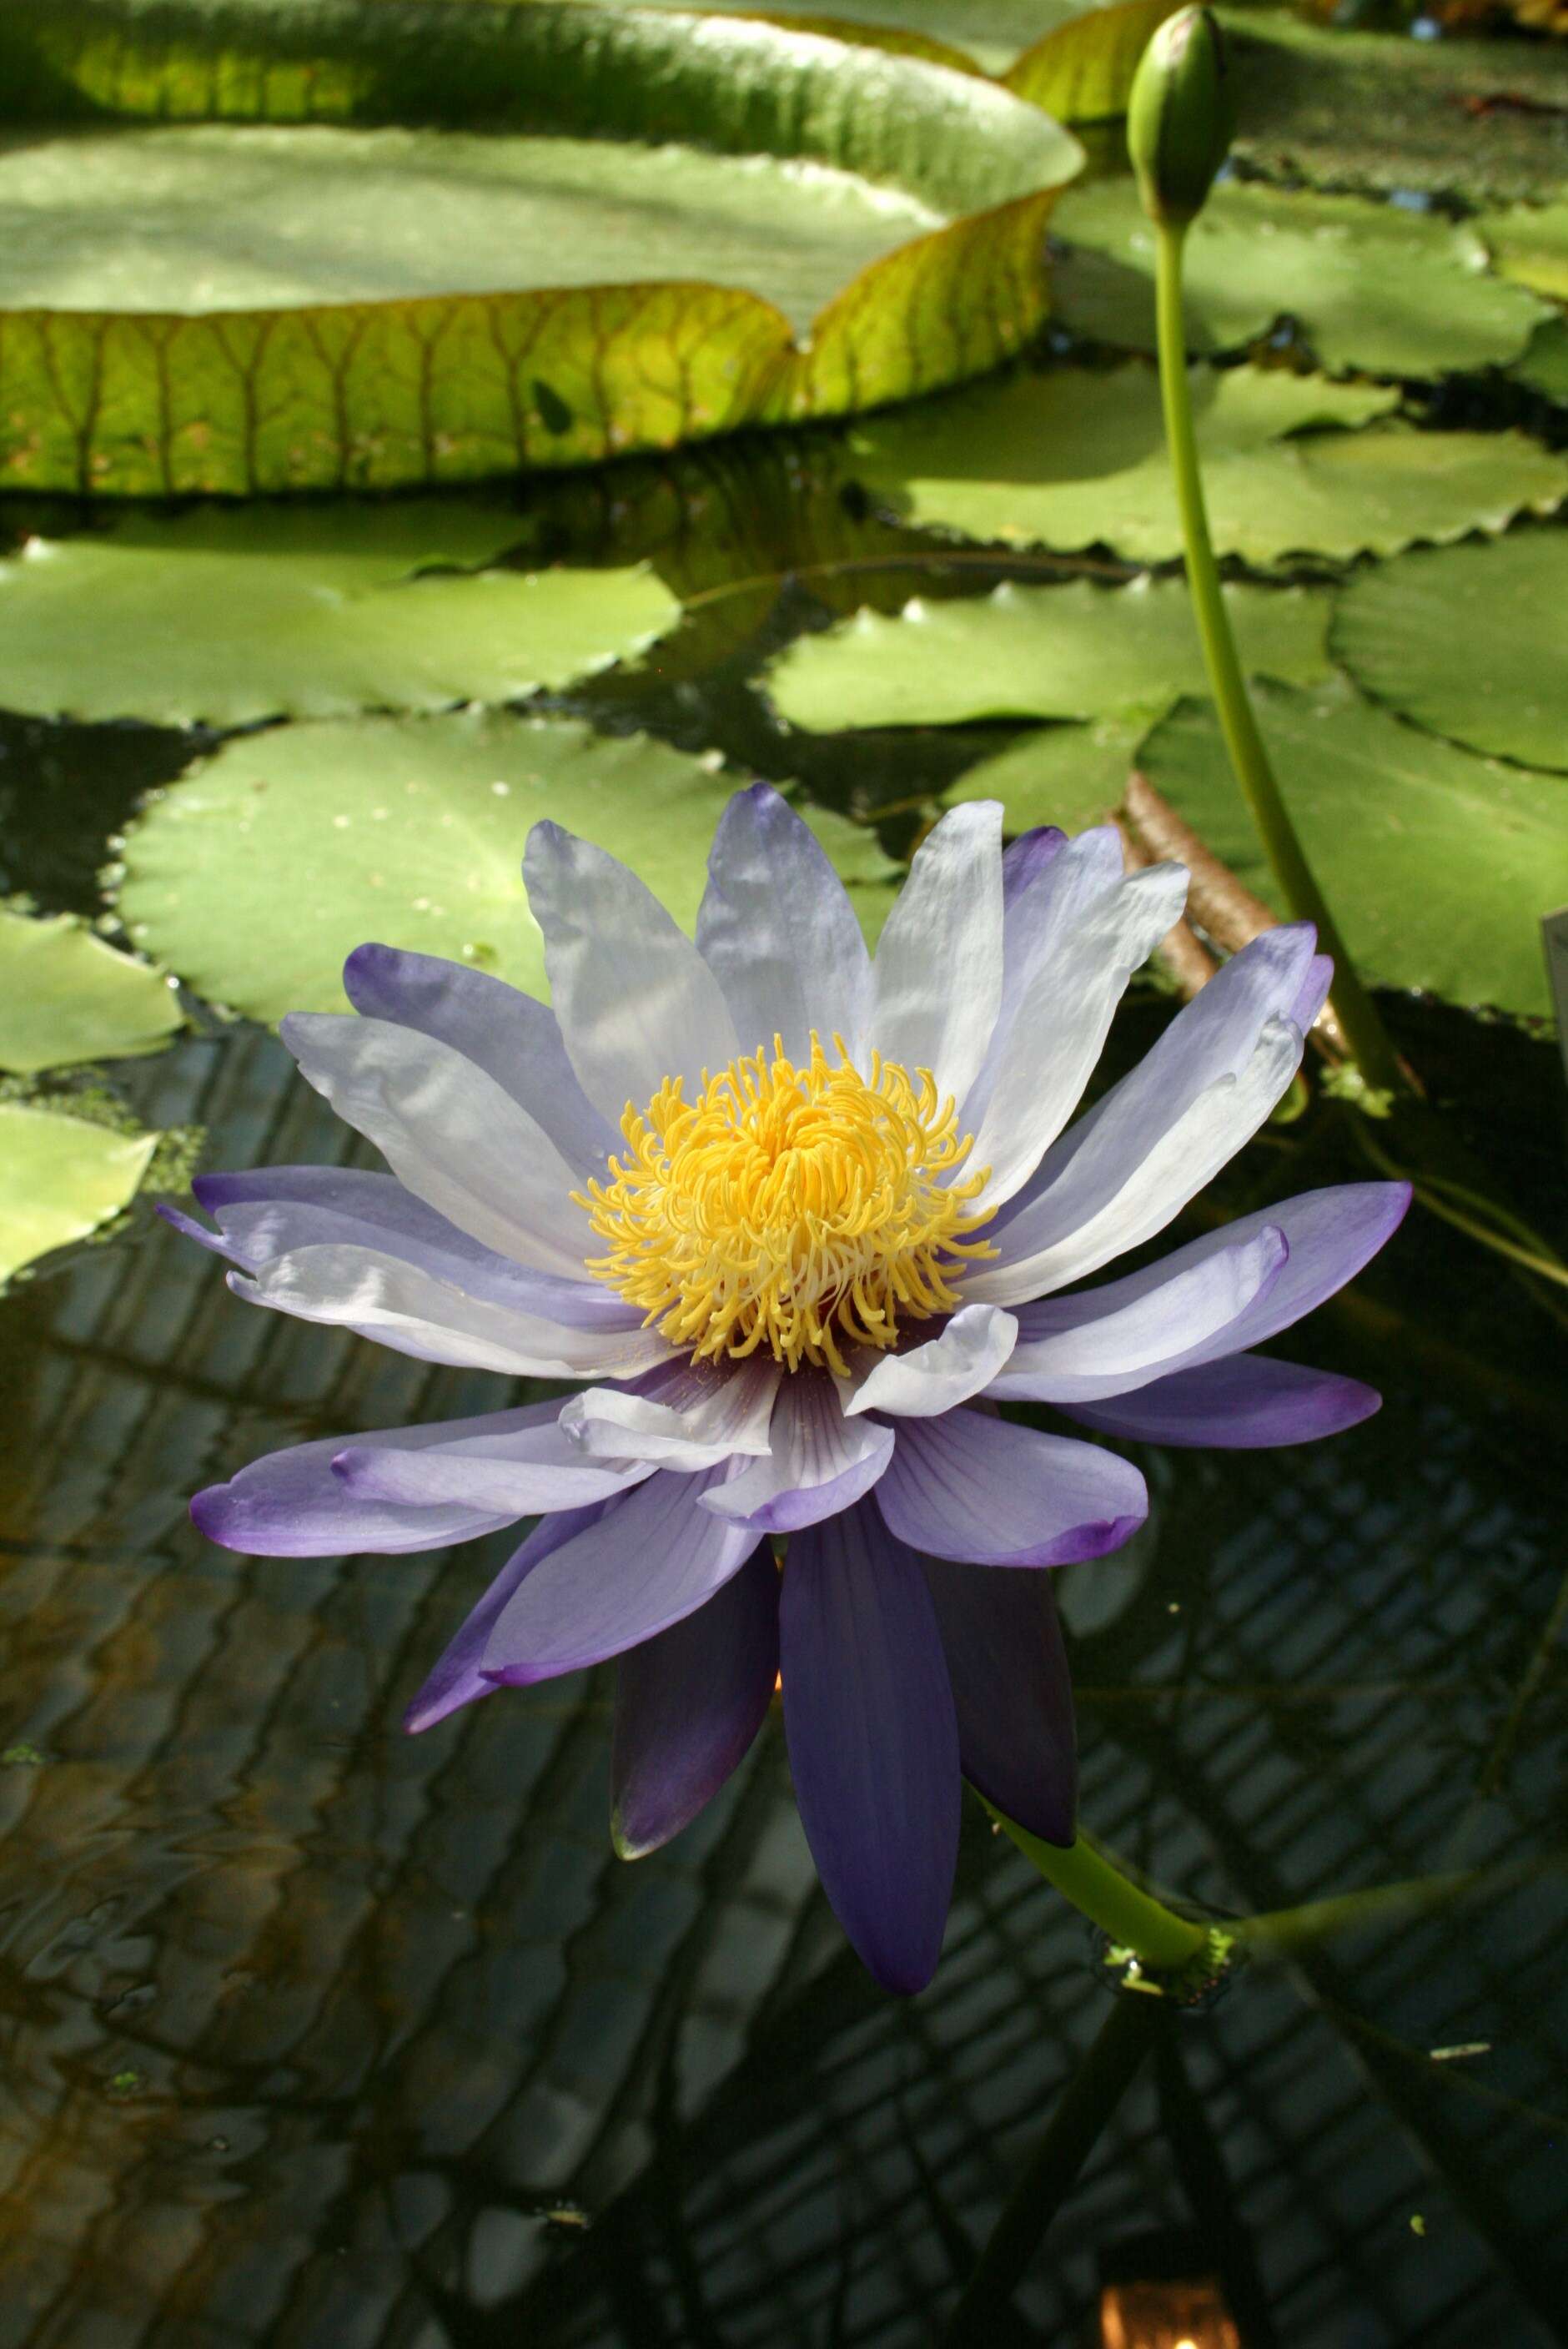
0 410 1565 2346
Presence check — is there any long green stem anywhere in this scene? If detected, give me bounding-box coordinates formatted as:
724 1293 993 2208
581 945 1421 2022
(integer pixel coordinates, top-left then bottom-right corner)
988 1806 1209 1969
1153 221 1405 1101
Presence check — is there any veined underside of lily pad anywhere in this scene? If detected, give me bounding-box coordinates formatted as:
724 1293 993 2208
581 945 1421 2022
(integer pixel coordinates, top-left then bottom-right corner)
0 0 1084 495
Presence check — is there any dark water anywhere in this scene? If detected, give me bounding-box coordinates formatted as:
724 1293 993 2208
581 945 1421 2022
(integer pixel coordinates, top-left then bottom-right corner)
1 425 1565 2349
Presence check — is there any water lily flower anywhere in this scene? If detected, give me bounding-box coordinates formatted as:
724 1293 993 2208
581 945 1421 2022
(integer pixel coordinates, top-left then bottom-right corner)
168 787 1408 1991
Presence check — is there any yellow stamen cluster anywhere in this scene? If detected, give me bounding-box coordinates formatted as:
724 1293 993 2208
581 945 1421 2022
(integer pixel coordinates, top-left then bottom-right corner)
577 1032 995 1375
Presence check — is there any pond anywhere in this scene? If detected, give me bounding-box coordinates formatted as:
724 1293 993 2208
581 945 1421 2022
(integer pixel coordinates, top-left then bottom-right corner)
1 4 1566 2346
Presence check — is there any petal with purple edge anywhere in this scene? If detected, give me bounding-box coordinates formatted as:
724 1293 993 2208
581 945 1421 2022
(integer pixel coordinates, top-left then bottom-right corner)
696 784 872 1063
699 1373 894 1532
342 942 615 1174
331 1416 652 1512
560 1354 780 1469
611 1544 780 1859
842 1304 1018 1419
404 1503 610 1733
524 821 738 1126
870 802 1004 1108
781 1500 960 1994
875 1409 1147 1567
1063 1353 1382 1448
482 1465 759 1683
923 1557 1076 1847
192 1401 563 1558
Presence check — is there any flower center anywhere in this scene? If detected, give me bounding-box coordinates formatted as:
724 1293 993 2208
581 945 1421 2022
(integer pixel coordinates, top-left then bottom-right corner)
577 1033 995 1375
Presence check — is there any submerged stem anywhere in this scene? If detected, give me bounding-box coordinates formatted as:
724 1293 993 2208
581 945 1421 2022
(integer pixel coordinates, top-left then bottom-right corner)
987 1805 1209 1970
1152 221 1405 1102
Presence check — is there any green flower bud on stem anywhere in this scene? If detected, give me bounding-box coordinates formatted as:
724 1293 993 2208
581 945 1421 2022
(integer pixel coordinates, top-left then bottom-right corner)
1127 5 1236 229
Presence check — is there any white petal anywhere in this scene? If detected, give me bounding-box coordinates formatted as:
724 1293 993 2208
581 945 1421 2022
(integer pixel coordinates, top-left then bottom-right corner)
966 858 1189 1210
842 1304 1018 1419
332 1416 655 1512
525 821 739 1124
696 785 872 1060
965 1014 1305 1303
869 802 1004 1106
560 1355 781 1471
700 1373 894 1532
232 1245 676 1379
282 1014 591 1279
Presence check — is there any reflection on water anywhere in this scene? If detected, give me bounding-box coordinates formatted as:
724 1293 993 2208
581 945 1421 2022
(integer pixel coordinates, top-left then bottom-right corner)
1 439 1565 2347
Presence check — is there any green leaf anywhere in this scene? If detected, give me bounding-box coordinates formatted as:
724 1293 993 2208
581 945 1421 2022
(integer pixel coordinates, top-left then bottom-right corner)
1137 676 1568 1018
846 360 1568 566
1002 0 1182 123
0 0 1082 493
1331 532 1568 777
1223 13 1568 207
0 506 679 725
0 1102 157 1283
546 0 1094 78
1476 199 1568 303
1052 178 1550 378
762 575 1329 730
1514 319 1568 409
0 909 182 1073
942 713 1148 832
116 712 898 1024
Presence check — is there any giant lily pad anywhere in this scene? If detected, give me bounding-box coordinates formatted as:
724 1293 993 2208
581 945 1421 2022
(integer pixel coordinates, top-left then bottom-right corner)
1476 200 1568 303
0 0 1082 494
1052 178 1550 380
1330 532 1568 776
847 361 1568 566
1515 320 1568 409
115 712 898 1023
942 714 1148 832
0 507 679 725
762 575 1329 731
1137 676 1568 1018
0 1103 158 1283
0 910 183 1074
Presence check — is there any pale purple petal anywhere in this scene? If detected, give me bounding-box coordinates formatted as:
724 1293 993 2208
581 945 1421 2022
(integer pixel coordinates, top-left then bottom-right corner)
988 1225 1288 1403
875 1408 1147 1567
611 1546 779 1858
482 1465 758 1683
282 1014 593 1277
173 1164 639 1330
524 821 739 1125
870 802 1004 1108
231 1245 674 1379
405 1504 609 1733
699 1372 895 1532
781 1500 960 1993
192 1403 560 1558
842 1305 1018 1420
696 784 872 1061
1064 1353 1382 1448
1290 952 1334 1034
560 1354 780 1469
331 1413 653 1512
342 943 616 1174
923 1558 1076 1846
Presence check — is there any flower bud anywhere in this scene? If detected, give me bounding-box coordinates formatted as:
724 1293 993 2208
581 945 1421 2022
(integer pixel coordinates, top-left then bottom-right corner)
1127 6 1236 230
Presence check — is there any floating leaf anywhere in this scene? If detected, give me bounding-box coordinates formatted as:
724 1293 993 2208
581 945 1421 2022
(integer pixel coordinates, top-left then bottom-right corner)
1052 178 1550 379
0 508 679 726
543 0 1102 78
1476 199 1568 302
117 713 898 1024
0 910 182 1074
0 0 1082 493
0 1104 157 1283
847 360 1568 565
1514 319 1568 408
1331 533 1568 776
1003 0 1181 123
1225 14 1568 206
763 575 1329 731
942 714 1148 832
1137 676 1568 1018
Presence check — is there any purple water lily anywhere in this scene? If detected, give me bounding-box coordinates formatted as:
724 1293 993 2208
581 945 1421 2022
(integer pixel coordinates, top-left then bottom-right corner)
169 787 1408 1991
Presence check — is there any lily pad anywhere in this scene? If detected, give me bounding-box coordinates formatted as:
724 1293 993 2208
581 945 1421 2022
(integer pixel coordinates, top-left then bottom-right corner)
762 575 1329 731
1000 0 1183 122
1137 675 1568 1019
1515 319 1568 409
847 360 1568 566
0 0 1082 493
0 508 679 726
1331 532 1568 776
1477 200 1568 303
1052 178 1550 380
0 1103 157 1283
115 712 899 1024
942 713 1149 832
0 910 182 1074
